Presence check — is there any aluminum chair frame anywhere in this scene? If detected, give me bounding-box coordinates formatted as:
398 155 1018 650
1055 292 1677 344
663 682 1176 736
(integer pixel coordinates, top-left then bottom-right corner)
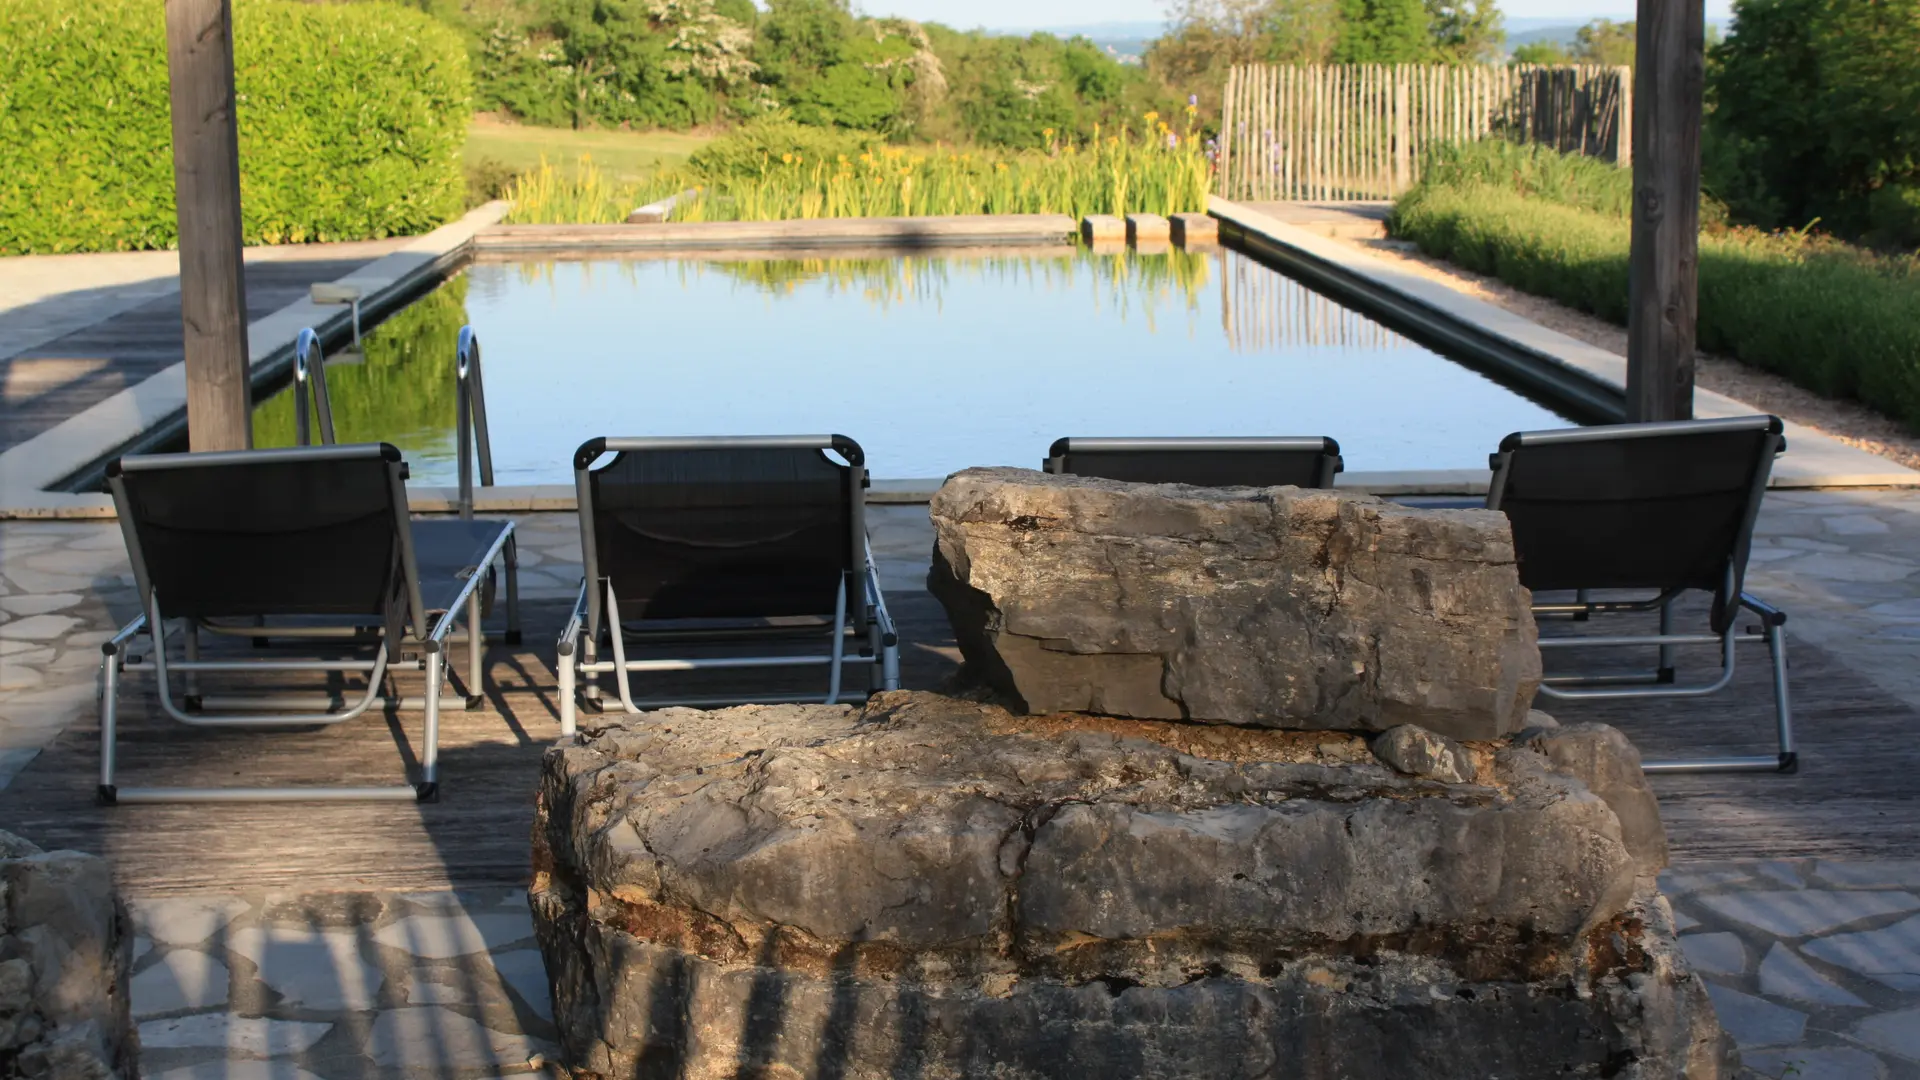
1488 416 1795 774
1043 436 1344 489
556 436 900 733
98 444 520 804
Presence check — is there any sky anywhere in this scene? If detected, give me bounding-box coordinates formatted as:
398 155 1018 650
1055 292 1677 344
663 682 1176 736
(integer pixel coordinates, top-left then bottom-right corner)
856 0 1728 33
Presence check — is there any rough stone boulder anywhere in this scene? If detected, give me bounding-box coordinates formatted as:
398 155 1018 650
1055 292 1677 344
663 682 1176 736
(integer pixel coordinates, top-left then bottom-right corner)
0 830 139 1079
928 468 1542 741
532 692 1728 1079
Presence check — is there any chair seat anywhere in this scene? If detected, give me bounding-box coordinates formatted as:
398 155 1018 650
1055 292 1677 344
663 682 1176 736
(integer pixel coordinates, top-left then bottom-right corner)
412 519 512 615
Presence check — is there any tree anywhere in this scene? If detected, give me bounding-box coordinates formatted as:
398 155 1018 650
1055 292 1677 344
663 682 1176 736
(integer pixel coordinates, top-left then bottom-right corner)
1509 39 1569 63
1709 0 1920 238
1332 0 1432 62
1427 0 1504 61
1571 18 1634 65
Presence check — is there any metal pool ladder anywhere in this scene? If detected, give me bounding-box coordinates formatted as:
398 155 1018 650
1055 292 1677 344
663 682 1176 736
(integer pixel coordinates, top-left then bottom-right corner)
287 325 495 519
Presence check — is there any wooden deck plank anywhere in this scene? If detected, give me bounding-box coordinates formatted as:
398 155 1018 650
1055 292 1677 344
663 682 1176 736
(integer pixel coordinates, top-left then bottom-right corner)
0 247 402 454
0 591 1911 896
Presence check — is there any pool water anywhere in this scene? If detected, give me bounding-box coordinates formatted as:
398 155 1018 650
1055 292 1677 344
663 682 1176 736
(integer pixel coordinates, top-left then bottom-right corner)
255 246 1575 483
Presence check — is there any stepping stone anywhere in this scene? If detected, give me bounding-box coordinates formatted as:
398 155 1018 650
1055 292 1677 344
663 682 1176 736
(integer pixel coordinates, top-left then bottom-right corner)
1813 859 1920 888
1680 932 1747 976
1672 910 1701 932
1080 215 1124 243
1854 1005 1920 1063
1753 860 1808 888
1824 515 1892 535
0 593 81 616
227 926 384 1010
151 1064 330 1080
364 1006 550 1071
132 950 229 1017
1696 890 1920 937
1703 985 1807 1048
130 897 251 946
1125 213 1170 242
373 911 535 959
407 980 468 1004
1758 943 1869 1007
0 614 79 641
1659 866 1751 896
491 949 553 1021
1741 1047 1887 1080
137 1014 332 1055
1802 914 1920 991
1169 212 1217 246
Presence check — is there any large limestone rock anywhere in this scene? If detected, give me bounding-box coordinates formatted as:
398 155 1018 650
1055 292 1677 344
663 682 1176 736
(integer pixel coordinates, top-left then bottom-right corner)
532 693 1728 1079
0 830 139 1079
928 468 1541 741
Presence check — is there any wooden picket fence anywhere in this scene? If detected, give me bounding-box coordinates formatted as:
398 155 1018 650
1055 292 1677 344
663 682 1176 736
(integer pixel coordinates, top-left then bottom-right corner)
1216 63 1633 201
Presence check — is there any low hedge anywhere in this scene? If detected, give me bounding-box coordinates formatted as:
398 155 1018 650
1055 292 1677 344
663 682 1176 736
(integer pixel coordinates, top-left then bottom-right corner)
0 0 470 255
1390 180 1920 432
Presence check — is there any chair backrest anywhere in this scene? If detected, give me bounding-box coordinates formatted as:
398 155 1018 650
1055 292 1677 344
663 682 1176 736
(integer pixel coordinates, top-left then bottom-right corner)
107 444 424 635
1043 436 1343 489
575 436 865 628
1487 416 1785 631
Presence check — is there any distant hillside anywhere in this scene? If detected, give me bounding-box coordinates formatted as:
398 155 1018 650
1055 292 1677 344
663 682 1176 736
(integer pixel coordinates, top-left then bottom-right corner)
989 20 1165 63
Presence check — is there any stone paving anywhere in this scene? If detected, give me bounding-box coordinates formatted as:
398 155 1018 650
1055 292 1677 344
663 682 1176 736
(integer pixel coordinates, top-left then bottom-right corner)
3 494 1919 1076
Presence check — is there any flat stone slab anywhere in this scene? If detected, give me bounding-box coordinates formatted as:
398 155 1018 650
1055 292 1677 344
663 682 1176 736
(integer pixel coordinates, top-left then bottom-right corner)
371 911 535 959
1080 214 1125 242
1756 943 1869 1007
136 1014 332 1055
226 926 384 1010
1741 1047 1888 1080
1695 889 1920 938
1125 212 1171 241
150 1064 329 1080
129 897 250 946
1170 212 1218 246
1800 913 1920 991
364 1006 549 1071
1854 1005 1920 1063
131 950 229 1017
1704 984 1808 1048
1679 932 1747 976
929 469 1540 739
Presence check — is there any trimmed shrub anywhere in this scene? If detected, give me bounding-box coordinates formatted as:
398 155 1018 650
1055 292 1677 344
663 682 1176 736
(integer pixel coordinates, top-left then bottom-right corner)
0 0 470 255
1389 181 1920 432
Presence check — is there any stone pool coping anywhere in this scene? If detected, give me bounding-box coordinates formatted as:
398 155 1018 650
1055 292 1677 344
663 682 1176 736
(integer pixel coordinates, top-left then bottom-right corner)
1209 197 1920 491
0 201 515 517
4 205 1912 519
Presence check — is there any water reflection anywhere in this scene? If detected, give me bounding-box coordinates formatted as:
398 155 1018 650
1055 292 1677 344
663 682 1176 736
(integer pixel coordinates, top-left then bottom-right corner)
255 247 1571 483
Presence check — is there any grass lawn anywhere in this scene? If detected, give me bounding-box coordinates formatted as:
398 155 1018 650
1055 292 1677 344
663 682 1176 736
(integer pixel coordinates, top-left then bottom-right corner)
464 116 712 184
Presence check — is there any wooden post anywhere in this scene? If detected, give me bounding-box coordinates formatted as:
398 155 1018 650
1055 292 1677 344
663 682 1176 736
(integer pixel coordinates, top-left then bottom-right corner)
166 0 252 451
1625 0 1704 422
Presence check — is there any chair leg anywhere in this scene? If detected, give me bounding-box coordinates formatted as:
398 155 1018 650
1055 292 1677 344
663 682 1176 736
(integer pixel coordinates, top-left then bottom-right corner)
825 577 847 706
465 586 485 709
502 534 522 646
97 650 121 805
418 646 443 802
558 629 578 737
1767 623 1797 773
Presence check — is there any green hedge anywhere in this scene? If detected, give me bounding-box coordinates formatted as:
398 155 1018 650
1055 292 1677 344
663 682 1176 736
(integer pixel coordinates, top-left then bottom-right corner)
0 0 470 255
1389 181 1920 432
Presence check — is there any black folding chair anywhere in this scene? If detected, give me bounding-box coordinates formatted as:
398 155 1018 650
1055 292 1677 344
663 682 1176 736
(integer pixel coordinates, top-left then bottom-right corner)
556 436 899 730
1042 436 1343 488
1487 416 1795 773
99 443 520 804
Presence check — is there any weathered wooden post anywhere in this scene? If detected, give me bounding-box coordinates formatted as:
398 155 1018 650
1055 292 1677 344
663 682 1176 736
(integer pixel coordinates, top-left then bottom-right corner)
1625 0 1703 421
166 0 252 450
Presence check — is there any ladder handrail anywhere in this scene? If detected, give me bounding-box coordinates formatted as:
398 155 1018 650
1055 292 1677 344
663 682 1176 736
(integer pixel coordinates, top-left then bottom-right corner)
292 328 337 446
455 325 495 520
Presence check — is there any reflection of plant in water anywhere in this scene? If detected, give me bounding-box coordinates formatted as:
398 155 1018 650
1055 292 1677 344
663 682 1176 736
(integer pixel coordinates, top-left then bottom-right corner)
694 248 1213 320
255 277 465 459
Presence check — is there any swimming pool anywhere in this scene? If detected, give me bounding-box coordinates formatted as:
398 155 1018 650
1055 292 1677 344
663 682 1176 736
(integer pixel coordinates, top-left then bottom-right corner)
253 245 1575 484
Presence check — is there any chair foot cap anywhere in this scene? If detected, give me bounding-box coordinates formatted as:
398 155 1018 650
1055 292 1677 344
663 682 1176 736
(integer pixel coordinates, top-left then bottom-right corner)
183 696 202 712
96 784 117 806
1778 752 1799 774
415 782 439 803
465 694 486 711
